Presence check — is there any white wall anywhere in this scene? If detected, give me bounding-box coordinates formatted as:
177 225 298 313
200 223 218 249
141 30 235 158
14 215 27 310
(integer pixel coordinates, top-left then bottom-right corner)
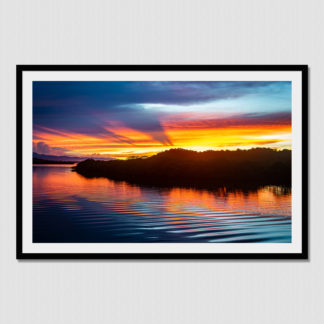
0 1 322 323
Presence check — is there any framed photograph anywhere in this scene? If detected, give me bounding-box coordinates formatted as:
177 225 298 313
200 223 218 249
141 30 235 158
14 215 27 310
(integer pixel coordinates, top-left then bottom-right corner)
17 65 308 259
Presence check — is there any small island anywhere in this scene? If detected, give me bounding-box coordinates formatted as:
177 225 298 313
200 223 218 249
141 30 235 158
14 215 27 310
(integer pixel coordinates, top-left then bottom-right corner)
74 148 291 189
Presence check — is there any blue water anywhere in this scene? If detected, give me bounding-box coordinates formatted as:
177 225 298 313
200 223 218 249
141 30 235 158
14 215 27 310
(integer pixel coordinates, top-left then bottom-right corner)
33 165 291 243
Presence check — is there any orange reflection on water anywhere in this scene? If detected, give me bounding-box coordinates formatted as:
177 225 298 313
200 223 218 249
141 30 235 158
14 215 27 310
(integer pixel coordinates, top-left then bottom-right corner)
33 165 291 219
164 186 291 218
33 165 145 212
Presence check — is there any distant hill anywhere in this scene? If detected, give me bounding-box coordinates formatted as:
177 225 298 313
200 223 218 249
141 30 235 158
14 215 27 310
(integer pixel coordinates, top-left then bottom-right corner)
74 148 292 188
33 152 114 162
33 158 77 164
33 152 84 162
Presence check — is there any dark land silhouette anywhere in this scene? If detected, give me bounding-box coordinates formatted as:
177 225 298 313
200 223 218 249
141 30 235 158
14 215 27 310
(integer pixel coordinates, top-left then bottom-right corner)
33 158 76 165
73 148 291 189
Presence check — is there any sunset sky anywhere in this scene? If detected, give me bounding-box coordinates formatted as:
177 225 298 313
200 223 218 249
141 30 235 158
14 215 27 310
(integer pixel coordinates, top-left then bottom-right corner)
33 81 291 159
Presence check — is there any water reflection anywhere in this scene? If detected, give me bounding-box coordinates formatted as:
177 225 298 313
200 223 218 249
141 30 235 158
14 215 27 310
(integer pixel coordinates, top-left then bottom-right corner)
33 165 291 243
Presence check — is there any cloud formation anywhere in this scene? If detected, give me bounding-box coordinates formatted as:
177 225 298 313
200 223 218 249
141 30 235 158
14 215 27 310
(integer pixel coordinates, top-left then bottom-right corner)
33 81 291 157
163 112 291 130
33 141 68 155
33 81 290 144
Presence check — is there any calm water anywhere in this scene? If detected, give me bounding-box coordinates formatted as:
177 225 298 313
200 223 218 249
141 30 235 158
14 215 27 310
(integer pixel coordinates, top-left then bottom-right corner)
33 165 291 243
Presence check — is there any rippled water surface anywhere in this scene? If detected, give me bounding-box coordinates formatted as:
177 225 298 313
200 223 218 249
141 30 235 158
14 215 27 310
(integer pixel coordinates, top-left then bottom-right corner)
33 165 291 243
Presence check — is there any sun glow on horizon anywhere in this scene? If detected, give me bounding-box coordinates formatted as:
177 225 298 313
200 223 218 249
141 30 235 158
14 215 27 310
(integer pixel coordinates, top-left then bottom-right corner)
33 122 291 159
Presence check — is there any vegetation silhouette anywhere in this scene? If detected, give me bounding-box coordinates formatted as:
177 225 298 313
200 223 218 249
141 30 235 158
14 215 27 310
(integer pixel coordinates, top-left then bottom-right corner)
74 148 291 189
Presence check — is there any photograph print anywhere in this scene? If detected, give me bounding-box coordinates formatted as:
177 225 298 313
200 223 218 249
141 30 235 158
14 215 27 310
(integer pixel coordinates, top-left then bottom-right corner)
17 65 308 259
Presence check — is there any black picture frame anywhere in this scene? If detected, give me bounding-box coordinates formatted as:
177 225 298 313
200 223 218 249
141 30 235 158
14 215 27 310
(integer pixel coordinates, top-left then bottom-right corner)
16 65 308 260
